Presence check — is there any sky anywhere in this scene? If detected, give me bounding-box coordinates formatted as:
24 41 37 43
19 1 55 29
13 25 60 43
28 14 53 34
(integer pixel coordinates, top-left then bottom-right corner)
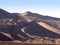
0 0 60 18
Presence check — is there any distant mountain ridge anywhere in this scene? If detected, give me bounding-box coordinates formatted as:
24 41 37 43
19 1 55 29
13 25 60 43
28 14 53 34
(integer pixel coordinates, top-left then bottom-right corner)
0 9 60 20
22 11 60 21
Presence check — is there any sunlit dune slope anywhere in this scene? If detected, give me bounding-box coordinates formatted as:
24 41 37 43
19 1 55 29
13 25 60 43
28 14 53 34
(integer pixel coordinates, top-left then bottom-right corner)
36 22 60 34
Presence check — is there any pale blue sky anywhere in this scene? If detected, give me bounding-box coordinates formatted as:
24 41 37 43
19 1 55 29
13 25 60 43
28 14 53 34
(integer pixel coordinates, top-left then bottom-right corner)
0 0 60 18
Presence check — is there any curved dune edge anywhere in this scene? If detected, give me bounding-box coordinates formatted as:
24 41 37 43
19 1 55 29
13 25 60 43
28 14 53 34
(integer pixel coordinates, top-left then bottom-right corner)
36 22 60 34
21 27 34 38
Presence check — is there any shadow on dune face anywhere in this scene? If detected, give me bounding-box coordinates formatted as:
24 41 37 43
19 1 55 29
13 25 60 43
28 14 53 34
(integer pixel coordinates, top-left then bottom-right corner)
25 22 60 38
0 21 33 41
0 21 60 41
